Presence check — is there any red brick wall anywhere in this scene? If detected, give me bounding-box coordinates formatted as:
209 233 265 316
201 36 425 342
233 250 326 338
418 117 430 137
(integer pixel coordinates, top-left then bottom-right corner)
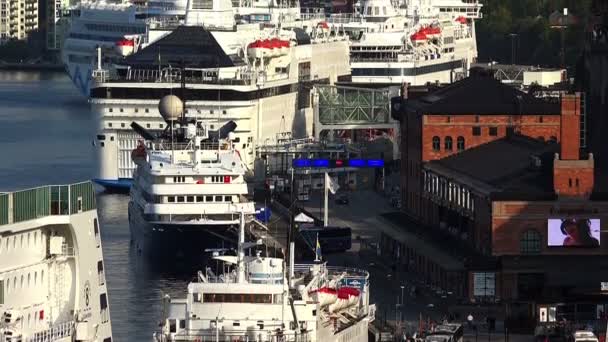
553 159 595 197
491 201 608 256
421 114 561 161
559 94 581 160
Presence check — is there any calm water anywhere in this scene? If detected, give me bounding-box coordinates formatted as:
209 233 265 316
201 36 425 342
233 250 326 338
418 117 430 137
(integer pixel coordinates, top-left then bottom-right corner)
0 70 193 341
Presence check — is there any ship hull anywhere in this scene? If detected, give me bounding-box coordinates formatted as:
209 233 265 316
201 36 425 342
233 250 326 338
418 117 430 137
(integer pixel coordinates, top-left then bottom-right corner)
128 201 241 261
93 177 133 193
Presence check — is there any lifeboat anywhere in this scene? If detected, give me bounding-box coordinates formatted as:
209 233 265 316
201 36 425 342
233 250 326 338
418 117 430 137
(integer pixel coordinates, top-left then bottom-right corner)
247 40 265 59
328 287 360 313
116 38 135 57
424 26 441 39
309 287 338 307
270 38 289 55
410 31 427 44
455 16 468 24
317 21 330 35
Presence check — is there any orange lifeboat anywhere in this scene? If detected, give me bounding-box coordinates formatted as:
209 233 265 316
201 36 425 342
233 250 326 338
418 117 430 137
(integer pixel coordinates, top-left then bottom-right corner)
328 287 360 313
309 287 338 307
424 26 441 39
455 16 468 24
247 40 265 59
116 38 135 57
410 31 427 44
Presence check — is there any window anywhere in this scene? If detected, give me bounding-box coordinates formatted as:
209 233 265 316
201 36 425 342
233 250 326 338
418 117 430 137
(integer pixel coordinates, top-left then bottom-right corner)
489 127 498 136
472 126 481 136
444 136 453 151
432 136 440 151
168 196 175 203
196 196 204 202
457 136 465 151
145 108 149 113
539 116 543 123
568 178 572 187
215 196 222 202
520 230 541 254
224 196 232 202
186 196 194 203
205 196 213 202
177 197 185 203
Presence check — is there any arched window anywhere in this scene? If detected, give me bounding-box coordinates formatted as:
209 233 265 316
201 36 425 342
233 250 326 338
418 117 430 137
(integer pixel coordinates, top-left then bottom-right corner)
444 136 453 151
432 136 441 151
520 230 541 254
457 136 465 151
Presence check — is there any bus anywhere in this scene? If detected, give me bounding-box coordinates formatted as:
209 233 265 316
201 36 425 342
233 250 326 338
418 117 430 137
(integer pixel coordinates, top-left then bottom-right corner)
295 225 352 260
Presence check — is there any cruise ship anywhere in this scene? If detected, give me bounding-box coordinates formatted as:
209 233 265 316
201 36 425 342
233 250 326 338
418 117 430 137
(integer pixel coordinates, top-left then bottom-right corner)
90 7 350 191
153 208 374 342
62 0 312 97
128 95 256 259
61 1 147 96
328 0 483 87
0 182 113 342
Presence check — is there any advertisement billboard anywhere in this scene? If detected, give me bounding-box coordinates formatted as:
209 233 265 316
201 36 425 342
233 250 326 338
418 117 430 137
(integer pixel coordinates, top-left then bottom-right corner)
547 218 600 247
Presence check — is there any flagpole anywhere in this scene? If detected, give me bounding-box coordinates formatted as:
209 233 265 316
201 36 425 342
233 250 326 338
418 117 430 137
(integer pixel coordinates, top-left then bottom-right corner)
324 172 329 227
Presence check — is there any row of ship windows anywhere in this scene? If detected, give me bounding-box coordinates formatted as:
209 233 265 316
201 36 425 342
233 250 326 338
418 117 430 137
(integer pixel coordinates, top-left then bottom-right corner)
107 107 228 115
0 270 45 300
0 231 43 254
170 176 230 184
166 195 236 203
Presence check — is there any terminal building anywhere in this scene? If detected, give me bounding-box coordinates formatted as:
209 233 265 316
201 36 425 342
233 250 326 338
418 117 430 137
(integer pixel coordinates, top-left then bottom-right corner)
386 75 608 329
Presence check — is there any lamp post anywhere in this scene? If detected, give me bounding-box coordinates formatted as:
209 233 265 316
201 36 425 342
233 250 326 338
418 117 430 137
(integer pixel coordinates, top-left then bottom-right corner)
400 285 406 325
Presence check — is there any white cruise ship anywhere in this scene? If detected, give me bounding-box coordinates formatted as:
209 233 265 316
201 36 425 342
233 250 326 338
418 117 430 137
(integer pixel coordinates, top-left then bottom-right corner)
0 182 113 342
128 95 256 259
90 12 350 191
152 208 374 342
61 1 147 96
328 0 482 87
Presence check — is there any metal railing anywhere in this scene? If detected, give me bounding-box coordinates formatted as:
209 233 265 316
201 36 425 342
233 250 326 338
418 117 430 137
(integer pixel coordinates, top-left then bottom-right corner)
154 330 311 342
26 320 74 342
0 182 96 226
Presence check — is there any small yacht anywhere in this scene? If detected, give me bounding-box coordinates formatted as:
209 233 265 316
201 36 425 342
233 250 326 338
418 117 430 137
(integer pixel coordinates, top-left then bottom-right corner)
152 208 375 342
0 182 112 342
128 95 256 260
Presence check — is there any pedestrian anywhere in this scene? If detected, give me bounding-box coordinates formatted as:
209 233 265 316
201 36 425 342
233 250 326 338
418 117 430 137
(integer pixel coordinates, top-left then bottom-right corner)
467 313 474 329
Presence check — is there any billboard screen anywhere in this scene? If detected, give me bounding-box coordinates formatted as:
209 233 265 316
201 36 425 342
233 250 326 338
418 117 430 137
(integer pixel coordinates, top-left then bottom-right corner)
547 218 600 247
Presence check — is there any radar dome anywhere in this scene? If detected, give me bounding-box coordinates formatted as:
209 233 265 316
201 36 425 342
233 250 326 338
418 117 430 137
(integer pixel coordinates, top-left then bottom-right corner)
158 95 183 122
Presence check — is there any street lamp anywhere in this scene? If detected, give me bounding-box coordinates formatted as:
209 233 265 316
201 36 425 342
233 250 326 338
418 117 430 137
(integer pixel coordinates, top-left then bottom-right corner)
400 285 405 325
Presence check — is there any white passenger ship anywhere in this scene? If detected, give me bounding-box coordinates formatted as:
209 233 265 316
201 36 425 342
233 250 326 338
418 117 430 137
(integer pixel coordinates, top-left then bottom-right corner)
153 209 374 342
326 0 482 87
128 95 256 259
0 182 112 342
90 7 350 191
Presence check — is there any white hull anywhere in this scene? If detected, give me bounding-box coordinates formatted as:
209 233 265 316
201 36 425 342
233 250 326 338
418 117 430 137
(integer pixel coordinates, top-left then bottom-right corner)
0 182 112 341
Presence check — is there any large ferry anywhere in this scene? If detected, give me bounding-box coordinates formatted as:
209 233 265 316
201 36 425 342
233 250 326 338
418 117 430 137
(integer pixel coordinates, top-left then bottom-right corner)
0 182 113 342
128 95 256 259
90 7 350 191
327 0 483 87
152 208 374 342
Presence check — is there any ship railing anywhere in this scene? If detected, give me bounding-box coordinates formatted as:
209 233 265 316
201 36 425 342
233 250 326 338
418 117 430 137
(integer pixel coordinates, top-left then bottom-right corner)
0 181 96 227
61 242 75 257
292 264 369 279
148 141 229 152
26 320 74 342
154 330 311 342
116 67 258 86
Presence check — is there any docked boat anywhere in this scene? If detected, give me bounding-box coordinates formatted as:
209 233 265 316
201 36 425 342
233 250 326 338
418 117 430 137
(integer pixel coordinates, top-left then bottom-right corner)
128 95 256 260
0 182 113 341
90 13 350 191
152 207 374 342
327 0 483 88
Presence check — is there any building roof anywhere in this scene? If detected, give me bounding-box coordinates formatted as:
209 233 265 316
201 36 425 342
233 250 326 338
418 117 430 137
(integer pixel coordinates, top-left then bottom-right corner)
401 75 561 116
426 134 559 197
124 26 242 68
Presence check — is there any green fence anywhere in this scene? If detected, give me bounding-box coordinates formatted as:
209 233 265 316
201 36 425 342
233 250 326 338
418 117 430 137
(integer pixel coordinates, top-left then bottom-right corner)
0 181 96 226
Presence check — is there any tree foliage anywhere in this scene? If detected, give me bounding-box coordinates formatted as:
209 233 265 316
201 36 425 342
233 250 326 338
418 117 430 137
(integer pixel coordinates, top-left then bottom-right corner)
477 0 593 68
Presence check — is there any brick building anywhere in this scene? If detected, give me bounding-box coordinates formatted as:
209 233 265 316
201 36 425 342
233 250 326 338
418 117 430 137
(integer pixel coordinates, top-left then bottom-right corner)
385 77 608 327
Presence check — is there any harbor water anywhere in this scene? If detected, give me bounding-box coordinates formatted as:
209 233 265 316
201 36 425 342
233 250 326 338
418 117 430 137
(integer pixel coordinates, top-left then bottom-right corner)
0 70 192 341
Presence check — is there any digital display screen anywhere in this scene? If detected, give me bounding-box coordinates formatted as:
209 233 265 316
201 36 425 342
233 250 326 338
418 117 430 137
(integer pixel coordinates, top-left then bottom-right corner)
547 218 601 247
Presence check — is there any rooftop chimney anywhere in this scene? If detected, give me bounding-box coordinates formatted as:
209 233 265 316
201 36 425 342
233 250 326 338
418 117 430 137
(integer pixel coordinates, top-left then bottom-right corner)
559 93 581 160
553 93 594 198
